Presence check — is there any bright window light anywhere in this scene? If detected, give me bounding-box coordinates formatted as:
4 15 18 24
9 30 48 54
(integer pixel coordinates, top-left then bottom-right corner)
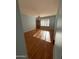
40 19 49 26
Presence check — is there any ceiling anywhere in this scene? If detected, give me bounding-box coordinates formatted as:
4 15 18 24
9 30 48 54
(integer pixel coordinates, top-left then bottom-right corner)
18 0 59 17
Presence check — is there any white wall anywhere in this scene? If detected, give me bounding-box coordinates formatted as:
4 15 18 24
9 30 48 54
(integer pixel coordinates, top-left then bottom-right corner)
54 32 62 59
49 16 56 29
21 15 36 32
53 0 62 59
16 0 28 59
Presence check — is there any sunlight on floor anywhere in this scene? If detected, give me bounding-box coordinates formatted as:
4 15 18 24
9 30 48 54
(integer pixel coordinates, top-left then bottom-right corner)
33 30 51 43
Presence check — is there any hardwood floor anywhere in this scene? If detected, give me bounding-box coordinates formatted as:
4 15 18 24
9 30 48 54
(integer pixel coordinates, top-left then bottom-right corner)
24 29 54 59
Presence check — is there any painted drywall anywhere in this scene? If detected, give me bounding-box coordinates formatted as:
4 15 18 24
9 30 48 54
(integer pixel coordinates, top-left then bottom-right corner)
16 0 28 59
49 16 56 29
40 15 56 29
53 0 62 59
53 32 62 59
21 15 36 32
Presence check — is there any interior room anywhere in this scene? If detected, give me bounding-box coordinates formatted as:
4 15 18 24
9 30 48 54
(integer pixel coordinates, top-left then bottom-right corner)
16 0 62 59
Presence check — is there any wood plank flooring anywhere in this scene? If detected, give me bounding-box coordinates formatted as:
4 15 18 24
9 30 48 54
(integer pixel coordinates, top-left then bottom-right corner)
24 29 54 59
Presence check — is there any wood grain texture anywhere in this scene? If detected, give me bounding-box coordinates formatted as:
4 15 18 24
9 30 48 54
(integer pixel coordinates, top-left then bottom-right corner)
24 29 54 59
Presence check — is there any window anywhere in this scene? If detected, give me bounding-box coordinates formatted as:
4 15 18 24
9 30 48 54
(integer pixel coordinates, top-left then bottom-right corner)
40 19 49 26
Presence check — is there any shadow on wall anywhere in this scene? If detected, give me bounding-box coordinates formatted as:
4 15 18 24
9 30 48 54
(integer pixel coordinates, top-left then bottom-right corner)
55 44 62 59
16 0 28 59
